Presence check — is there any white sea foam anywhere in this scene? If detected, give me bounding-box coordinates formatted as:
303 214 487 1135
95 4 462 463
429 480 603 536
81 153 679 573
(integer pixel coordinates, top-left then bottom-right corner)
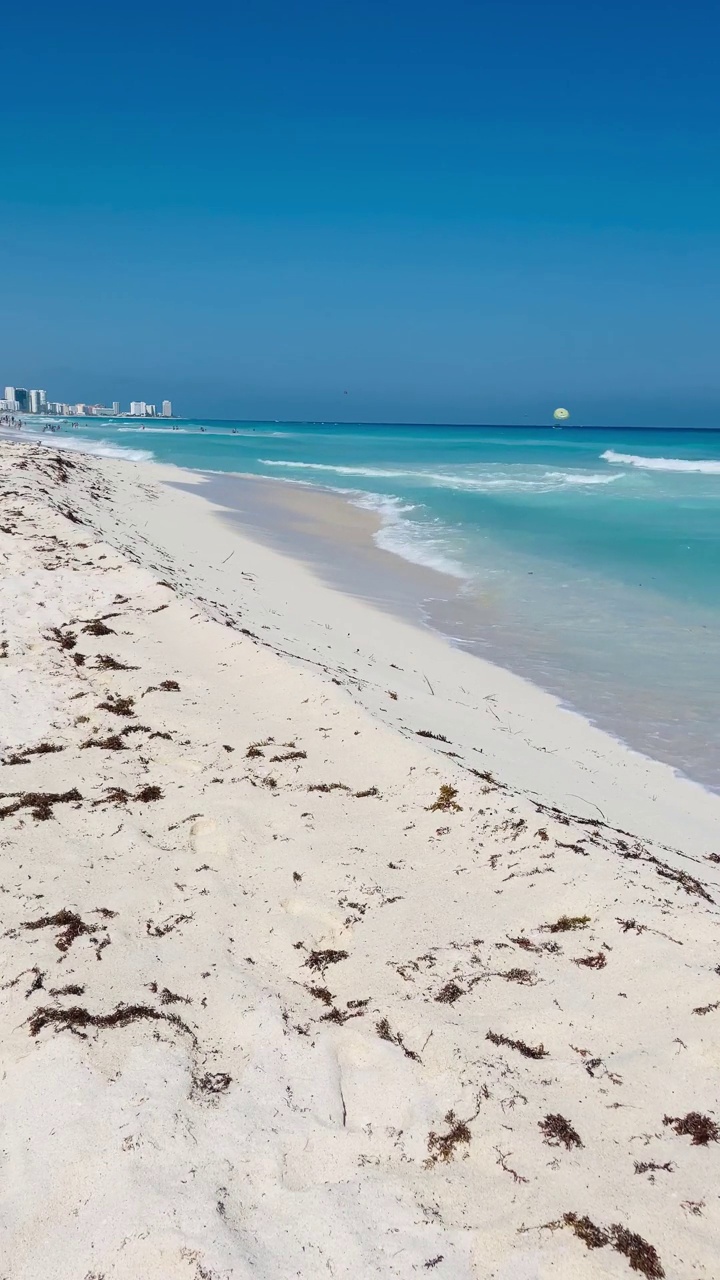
259 459 623 492
349 492 470 579
0 427 152 463
114 426 292 438
602 449 720 474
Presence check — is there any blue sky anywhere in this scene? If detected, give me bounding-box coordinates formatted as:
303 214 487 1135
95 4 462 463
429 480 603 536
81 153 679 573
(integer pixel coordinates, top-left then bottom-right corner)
1 0 719 423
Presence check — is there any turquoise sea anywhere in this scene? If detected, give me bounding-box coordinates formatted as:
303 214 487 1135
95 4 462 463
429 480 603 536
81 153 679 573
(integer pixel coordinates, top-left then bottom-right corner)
7 418 720 789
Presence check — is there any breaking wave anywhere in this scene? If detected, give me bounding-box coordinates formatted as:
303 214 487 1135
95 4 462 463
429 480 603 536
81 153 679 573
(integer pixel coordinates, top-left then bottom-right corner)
0 427 153 463
259 459 623 492
602 450 720 474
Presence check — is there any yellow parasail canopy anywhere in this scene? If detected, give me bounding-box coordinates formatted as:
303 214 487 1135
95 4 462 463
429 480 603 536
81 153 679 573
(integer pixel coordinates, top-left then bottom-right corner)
553 407 570 421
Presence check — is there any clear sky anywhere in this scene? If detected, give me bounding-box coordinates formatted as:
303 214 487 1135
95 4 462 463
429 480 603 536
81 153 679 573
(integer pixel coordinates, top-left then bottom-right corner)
2 0 719 424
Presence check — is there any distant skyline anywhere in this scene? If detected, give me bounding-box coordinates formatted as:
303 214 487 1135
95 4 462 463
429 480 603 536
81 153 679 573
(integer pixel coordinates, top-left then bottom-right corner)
2 0 719 427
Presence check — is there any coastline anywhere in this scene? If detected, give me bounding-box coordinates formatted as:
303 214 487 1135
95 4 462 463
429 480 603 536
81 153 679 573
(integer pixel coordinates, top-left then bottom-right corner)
2 438 720 1278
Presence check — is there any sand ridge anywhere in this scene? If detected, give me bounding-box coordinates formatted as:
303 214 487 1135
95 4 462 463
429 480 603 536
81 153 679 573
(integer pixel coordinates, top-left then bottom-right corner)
1 441 719 1278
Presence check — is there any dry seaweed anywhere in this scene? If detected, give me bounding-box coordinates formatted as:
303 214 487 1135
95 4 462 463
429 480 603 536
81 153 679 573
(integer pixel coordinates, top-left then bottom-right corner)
307 985 334 1005
307 782 351 793
22 908 95 953
81 735 127 751
611 1225 665 1278
486 1030 548 1060
95 654 138 671
539 1114 583 1150
146 913 194 938
376 1016 421 1061
663 1112 719 1146
574 951 607 970
426 1111 471 1165
0 788 81 821
562 1213 610 1250
2 742 64 765
304 948 349 973
193 1071 231 1095
435 980 464 1004
416 730 449 742
28 1001 195 1044
97 694 135 717
427 784 462 813
82 620 115 636
545 915 591 933
135 785 163 802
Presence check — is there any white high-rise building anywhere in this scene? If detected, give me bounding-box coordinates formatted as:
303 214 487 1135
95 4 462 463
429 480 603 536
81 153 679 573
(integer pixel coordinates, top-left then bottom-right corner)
162 399 173 417
112 402 120 415
4 386 15 403
130 401 146 416
29 389 47 413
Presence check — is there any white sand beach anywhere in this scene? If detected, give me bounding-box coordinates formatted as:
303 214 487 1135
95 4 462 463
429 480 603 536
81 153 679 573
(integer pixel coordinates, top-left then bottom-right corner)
2 438 719 1279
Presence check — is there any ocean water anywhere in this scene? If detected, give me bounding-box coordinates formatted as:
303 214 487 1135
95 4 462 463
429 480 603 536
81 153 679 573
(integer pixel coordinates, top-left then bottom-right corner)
6 417 720 788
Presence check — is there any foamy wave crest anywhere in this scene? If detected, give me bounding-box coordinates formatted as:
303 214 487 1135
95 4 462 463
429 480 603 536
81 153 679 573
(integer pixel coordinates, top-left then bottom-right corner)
0 427 153 463
602 449 720 474
350 493 470 579
260 459 623 492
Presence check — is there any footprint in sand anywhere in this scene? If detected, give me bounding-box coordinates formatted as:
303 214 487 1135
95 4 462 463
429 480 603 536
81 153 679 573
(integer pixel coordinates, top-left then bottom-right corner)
281 896 346 946
190 817 227 858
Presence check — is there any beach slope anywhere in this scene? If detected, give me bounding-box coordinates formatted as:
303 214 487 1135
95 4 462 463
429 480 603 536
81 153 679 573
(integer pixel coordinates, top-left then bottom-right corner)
1 441 719 1279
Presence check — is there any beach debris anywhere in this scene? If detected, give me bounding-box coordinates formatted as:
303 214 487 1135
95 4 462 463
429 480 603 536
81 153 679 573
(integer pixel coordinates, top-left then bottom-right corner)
427 784 462 813
539 1114 583 1150
82 734 127 751
82 619 115 636
0 788 81 821
27 1002 196 1043
486 1030 548 1060
574 951 607 970
307 782 351 793
2 742 64 766
304 949 349 974
22 909 96 953
663 1112 719 1146
97 694 135 717
45 625 77 650
193 1071 232 1096
435 981 464 1004
376 1017 422 1061
561 1214 665 1278
416 729 449 743
545 914 590 933
426 1111 472 1166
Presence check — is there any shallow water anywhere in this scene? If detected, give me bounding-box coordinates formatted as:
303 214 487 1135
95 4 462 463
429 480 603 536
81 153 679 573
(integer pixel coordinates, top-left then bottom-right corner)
6 418 720 787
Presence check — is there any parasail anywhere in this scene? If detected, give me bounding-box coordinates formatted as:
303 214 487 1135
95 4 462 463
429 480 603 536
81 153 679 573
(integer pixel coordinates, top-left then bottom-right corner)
553 407 570 421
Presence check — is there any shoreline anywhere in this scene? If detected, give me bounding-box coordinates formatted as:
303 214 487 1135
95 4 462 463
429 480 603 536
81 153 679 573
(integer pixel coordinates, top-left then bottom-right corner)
5 423 715 793
177 465 717 799
62 445 720 847
2 437 720 1278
